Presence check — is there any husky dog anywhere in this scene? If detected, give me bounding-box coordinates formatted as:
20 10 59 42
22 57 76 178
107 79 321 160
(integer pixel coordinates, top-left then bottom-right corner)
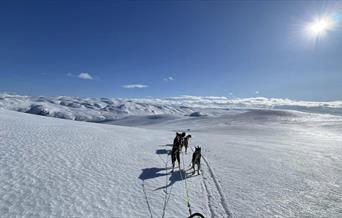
182 134 192 153
171 132 183 172
173 132 183 146
192 146 201 175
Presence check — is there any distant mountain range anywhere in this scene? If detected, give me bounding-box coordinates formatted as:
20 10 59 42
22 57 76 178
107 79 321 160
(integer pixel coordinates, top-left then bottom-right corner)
1 93 342 122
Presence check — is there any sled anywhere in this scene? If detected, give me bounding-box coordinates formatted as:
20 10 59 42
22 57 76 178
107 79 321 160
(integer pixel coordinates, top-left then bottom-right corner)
188 212 205 218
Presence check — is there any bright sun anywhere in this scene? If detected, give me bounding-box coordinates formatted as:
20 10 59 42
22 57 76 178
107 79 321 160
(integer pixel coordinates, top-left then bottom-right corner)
309 20 330 34
306 15 338 38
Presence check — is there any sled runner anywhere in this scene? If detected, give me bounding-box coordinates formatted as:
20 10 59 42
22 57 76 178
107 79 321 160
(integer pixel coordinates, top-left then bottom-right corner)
188 212 205 218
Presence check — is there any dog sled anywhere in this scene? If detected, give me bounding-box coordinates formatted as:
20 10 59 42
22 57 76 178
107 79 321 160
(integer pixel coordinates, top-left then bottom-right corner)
170 132 205 218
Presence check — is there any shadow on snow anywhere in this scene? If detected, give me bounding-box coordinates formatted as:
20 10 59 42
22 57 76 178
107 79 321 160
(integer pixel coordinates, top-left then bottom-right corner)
155 148 170 155
159 144 173 147
138 144 196 191
139 167 170 181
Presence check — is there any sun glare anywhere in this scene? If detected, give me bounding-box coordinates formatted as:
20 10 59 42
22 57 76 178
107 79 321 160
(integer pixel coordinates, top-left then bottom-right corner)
305 13 340 39
309 19 330 34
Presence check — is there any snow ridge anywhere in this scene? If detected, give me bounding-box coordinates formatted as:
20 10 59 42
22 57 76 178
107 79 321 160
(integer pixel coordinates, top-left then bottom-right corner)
1 93 342 124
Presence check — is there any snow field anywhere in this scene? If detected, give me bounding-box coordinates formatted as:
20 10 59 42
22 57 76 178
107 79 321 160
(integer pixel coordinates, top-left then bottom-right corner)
0 110 220 217
1 107 342 217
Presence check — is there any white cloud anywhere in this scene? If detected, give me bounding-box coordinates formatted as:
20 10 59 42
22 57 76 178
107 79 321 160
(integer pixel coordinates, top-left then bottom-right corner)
255 91 260 95
78 73 94 80
66 73 73 77
122 84 148 89
163 76 175 82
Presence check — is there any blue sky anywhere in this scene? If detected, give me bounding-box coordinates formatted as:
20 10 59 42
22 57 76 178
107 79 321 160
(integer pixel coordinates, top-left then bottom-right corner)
0 1 341 100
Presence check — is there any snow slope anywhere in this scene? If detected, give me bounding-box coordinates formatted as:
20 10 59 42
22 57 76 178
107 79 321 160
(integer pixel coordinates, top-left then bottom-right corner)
1 107 342 217
0 109 219 217
104 108 342 217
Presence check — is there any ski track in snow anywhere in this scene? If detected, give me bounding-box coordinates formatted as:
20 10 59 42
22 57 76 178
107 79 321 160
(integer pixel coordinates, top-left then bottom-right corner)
189 145 232 218
141 182 154 218
1 107 342 217
201 177 215 218
201 154 232 218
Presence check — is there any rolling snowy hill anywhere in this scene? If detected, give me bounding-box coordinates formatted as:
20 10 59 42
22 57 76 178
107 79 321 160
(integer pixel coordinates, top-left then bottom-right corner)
2 93 342 123
1 94 342 217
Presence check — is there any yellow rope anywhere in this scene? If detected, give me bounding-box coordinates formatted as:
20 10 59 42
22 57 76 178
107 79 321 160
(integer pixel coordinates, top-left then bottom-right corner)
179 151 192 216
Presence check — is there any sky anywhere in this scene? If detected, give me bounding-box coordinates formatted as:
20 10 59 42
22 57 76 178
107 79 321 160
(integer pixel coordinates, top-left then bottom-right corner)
0 0 342 100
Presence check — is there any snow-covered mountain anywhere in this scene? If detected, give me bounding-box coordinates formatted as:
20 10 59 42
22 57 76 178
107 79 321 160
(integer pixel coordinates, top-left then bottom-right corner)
1 93 342 123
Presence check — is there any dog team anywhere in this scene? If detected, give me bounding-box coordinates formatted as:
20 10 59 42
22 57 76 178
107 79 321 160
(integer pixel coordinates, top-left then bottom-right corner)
171 132 201 175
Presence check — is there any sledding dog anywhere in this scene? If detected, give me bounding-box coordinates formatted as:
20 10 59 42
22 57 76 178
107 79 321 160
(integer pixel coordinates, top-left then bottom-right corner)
192 146 201 175
173 132 185 147
171 132 185 172
181 134 192 153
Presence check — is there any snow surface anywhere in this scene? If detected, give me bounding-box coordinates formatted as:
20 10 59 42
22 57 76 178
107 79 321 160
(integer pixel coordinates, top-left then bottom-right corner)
1 94 342 217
